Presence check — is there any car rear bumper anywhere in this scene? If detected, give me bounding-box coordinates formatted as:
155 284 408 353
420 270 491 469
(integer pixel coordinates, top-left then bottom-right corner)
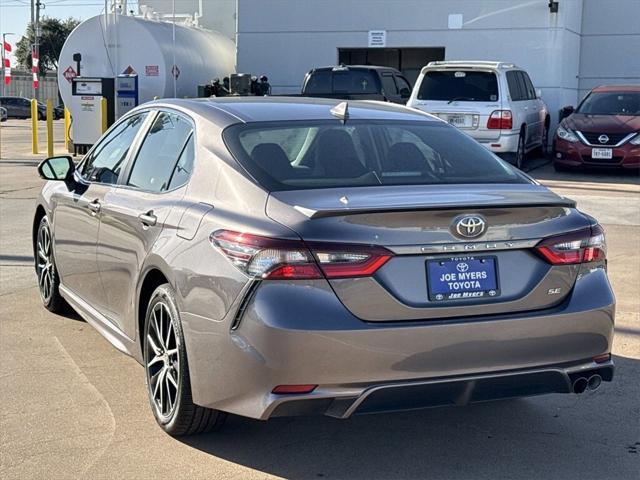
180 268 615 420
553 137 640 168
267 360 614 418
476 130 520 153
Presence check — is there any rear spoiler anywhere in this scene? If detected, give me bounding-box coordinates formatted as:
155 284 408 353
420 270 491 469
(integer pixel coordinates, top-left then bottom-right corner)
294 198 577 219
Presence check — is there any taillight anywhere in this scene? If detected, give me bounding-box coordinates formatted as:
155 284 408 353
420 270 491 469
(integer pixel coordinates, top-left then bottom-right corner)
487 110 513 130
535 224 606 265
210 230 393 280
310 244 393 278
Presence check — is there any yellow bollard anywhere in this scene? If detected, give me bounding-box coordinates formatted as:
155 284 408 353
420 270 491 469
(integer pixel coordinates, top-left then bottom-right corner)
100 97 108 134
31 99 39 154
64 107 71 151
46 99 54 157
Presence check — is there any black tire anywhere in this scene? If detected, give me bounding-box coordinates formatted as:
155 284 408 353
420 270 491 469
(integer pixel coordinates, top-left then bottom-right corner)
515 129 526 170
38 112 45 121
540 123 549 157
143 284 226 436
35 216 67 312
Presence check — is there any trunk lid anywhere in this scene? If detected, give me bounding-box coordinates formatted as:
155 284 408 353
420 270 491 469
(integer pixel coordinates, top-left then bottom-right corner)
266 184 588 321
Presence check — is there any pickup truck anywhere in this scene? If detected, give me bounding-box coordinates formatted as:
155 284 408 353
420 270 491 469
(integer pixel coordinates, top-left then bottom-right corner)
301 65 412 104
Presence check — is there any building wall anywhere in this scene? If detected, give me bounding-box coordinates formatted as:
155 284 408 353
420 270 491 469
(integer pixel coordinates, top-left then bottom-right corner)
578 0 640 102
137 0 639 129
236 0 584 128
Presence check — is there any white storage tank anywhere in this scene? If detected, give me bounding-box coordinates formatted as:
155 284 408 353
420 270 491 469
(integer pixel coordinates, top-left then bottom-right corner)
58 14 235 107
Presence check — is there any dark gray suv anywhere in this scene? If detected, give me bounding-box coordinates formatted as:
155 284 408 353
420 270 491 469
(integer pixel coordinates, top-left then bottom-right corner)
34 97 615 436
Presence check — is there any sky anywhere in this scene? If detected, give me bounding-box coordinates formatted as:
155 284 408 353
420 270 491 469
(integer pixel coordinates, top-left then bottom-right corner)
1 0 140 65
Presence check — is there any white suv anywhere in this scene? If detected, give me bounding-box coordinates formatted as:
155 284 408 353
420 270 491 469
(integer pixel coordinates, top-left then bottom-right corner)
407 61 549 169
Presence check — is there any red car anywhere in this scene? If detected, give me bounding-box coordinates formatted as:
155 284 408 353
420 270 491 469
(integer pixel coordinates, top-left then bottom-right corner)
553 85 640 170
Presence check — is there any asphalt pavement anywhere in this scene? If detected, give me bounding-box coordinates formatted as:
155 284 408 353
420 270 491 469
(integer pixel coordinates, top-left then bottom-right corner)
1 119 639 479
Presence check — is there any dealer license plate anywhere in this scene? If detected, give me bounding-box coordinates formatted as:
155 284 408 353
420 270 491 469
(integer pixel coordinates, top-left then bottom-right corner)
427 256 499 301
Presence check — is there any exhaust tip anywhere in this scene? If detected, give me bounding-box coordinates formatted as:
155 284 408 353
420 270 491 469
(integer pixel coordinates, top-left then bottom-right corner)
572 377 588 394
587 374 602 391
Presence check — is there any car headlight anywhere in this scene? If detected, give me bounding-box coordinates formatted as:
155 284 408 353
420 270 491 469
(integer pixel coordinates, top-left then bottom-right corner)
630 133 640 145
557 125 579 143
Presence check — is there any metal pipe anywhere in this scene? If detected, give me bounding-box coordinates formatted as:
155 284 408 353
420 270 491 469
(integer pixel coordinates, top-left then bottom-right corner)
587 375 602 391
30 99 38 154
46 99 53 157
572 377 588 394
64 107 71 151
100 97 107 134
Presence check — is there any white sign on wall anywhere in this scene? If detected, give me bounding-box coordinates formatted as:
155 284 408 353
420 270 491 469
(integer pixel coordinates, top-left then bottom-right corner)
368 30 387 48
448 14 463 29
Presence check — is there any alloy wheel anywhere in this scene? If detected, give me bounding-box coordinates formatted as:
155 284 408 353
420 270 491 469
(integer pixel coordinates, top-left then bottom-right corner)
146 302 180 420
36 222 54 303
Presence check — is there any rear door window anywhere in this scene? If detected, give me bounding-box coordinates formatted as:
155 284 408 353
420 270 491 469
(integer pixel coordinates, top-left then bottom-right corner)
521 72 537 100
417 70 499 102
381 73 398 96
167 134 195 190
127 111 194 192
507 71 524 101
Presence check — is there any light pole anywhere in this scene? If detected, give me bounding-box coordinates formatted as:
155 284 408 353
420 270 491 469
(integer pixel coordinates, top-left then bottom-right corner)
1 33 14 97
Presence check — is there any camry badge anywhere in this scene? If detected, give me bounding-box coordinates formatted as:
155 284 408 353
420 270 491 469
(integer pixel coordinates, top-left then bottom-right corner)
453 215 487 239
598 134 609 144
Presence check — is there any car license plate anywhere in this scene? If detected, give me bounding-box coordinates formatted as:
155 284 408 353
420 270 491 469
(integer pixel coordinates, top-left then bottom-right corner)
447 114 471 128
426 256 499 301
592 148 613 160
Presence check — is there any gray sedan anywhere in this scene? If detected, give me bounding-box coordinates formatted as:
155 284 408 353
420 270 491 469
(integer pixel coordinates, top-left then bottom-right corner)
33 97 614 436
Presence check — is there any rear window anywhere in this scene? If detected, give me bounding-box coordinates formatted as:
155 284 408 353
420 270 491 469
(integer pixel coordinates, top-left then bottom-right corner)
223 120 526 192
418 70 499 102
577 92 640 115
304 69 379 95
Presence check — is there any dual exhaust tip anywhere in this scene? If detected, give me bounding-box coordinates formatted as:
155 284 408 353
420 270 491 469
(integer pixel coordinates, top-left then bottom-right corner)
572 374 602 394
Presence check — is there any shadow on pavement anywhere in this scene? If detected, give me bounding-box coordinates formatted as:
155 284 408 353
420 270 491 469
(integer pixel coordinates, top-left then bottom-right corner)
180 354 639 480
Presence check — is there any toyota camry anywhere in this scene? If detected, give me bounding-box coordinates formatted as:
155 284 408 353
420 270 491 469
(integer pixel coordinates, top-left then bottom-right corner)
34 97 615 436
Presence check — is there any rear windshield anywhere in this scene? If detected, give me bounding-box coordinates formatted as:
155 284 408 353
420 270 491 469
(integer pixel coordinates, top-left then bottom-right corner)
418 70 499 102
303 69 379 95
223 120 526 191
577 92 640 115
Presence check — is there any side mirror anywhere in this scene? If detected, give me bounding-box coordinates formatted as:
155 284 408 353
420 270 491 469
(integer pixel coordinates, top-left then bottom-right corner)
559 105 575 120
400 87 411 99
535 88 542 98
37 156 75 181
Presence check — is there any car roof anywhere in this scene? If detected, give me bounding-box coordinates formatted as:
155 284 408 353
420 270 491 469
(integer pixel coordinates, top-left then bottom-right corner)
310 65 402 73
422 61 520 73
146 96 437 125
591 85 640 93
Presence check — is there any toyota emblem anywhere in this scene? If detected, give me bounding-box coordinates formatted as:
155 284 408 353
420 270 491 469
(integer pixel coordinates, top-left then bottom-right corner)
598 134 609 144
453 215 487 239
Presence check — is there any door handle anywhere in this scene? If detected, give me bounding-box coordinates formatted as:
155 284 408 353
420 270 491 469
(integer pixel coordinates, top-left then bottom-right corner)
138 211 157 227
87 199 101 214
